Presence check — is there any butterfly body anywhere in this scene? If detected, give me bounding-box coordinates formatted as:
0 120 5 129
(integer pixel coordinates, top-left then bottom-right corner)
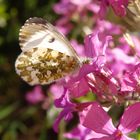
15 17 81 85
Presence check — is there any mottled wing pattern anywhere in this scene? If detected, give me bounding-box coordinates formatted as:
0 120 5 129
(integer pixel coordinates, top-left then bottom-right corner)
15 17 81 85
15 48 79 85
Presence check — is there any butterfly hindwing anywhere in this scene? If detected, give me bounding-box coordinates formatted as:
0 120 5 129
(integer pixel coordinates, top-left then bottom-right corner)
15 47 79 85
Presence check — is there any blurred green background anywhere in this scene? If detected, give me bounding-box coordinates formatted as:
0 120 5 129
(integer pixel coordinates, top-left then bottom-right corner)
0 0 61 139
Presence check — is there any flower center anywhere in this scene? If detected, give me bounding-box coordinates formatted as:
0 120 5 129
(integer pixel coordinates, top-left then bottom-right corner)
114 130 122 139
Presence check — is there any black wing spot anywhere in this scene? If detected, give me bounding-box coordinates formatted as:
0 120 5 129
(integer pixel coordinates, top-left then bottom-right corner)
48 37 55 43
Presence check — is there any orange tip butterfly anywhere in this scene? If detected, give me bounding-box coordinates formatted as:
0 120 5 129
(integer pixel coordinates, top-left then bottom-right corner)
15 17 89 85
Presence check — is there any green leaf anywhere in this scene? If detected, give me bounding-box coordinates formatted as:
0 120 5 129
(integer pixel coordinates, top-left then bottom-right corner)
46 105 59 128
39 127 47 140
0 103 17 120
2 130 17 140
21 106 37 119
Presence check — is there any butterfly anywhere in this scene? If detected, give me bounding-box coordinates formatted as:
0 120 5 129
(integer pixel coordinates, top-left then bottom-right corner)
15 17 86 85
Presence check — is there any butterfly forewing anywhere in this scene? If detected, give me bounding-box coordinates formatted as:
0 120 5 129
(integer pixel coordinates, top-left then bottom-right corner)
15 17 81 85
19 17 80 58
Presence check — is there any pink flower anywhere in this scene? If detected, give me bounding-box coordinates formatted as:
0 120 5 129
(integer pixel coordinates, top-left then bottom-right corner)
98 0 109 18
67 61 119 99
55 17 73 35
50 83 64 99
84 32 112 59
87 66 120 98
66 32 118 98
70 0 92 6
121 63 140 92
25 86 45 104
99 0 129 17
71 39 85 57
106 47 136 78
64 124 98 140
82 102 140 140
53 0 75 15
109 0 129 16
93 20 122 35
53 0 100 35
53 0 98 15
53 88 94 132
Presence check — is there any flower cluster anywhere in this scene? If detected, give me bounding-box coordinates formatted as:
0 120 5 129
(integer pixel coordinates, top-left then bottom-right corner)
25 0 140 139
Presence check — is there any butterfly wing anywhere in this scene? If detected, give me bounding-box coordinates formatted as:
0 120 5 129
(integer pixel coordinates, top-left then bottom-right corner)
19 17 80 59
15 47 79 85
15 17 81 85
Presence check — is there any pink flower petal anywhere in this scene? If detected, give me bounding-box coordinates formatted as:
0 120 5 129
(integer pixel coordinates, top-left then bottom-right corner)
53 0 75 15
50 83 64 99
84 32 112 58
53 108 73 132
67 77 89 98
70 0 91 6
120 135 135 140
71 40 85 57
55 17 73 35
90 136 115 140
98 0 108 18
109 0 128 17
82 102 116 135
118 102 140 134
25 86 45 104
64 124 95 140
66 64 97 98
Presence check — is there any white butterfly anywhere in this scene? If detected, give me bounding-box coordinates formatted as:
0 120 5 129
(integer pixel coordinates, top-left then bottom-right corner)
15 17 85 85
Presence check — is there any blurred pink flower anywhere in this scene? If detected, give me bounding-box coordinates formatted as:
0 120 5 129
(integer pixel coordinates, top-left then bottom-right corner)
106 47 136 78
50 83 64 99
55 17 73 35
25 86 45 104
82 102 140 140
93 20 122 35
70 0 91 6
53 0 100 34
53 0 99 15
64 124 97 140
99 0 129 17
71 39 85 57
109 0 129 16
53 0 75 15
